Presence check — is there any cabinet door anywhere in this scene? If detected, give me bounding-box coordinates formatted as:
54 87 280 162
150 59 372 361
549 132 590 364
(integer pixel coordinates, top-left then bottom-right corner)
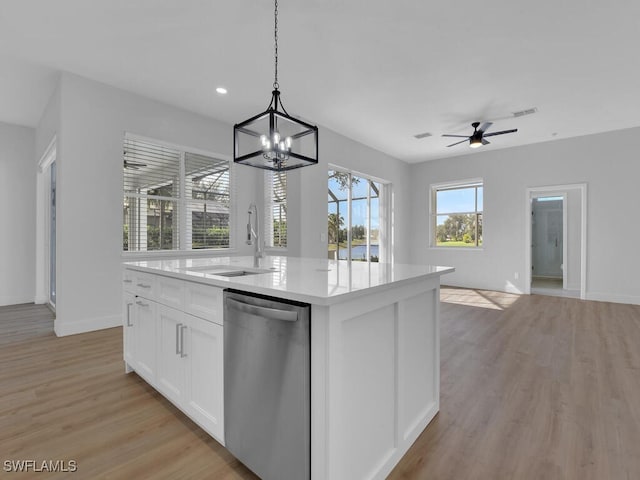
123 292 136 370
157 304 187 405
185 314 224 443
133 297 157 383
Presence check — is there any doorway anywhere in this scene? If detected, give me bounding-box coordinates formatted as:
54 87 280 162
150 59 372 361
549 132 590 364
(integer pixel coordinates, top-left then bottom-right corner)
525 184 587 300
531 195 565 293
36 137 57 311
49 161 56 307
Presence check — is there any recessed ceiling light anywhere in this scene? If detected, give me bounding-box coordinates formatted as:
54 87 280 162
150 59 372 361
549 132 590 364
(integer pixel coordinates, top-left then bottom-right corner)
413 132 432 139
512 107 537 118
216 87 228 95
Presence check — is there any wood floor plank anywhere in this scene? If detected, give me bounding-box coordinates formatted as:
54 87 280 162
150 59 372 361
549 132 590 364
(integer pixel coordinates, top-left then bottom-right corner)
1 292 639 479
388 288 640 480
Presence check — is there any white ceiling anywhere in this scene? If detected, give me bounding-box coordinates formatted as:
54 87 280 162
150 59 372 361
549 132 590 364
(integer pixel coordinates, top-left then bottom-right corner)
1 0 639 163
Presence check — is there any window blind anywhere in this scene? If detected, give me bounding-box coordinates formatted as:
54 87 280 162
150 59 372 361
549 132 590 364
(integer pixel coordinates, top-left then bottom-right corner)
185 152 231 249
265 171 287 248
123 135 231 252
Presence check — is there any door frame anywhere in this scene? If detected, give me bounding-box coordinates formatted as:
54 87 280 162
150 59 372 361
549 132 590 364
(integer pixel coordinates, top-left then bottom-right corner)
35 136 57 308
524 183 587 299
531 192 567 287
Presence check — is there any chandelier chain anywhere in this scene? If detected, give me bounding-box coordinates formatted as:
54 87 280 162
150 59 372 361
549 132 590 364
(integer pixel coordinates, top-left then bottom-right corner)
273 0 279 90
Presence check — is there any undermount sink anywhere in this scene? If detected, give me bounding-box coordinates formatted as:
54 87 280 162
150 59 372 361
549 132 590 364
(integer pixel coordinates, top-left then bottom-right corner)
213 270 265 277
178 264 276 277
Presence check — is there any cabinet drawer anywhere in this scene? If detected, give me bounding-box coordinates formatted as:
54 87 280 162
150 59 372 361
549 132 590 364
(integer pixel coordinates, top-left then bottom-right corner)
123 270 135 293
185 283 223 325
156 275 184 310
134 271 156 298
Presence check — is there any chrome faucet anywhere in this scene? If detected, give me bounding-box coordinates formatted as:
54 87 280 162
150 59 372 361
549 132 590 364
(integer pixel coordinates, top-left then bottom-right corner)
247 203 263 267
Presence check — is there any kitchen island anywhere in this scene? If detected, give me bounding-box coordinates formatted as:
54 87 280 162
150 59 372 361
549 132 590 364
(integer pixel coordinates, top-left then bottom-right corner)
122 256 453 480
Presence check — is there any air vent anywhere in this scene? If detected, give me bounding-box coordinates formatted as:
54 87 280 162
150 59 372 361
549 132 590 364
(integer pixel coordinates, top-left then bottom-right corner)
513 107 538 118
413 132 432 139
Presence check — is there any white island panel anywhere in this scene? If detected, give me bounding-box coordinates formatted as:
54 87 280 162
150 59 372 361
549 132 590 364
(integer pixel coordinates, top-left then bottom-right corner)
310 275 443 480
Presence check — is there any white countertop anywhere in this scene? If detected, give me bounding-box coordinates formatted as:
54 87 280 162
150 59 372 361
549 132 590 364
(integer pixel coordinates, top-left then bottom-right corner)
124 256 454 305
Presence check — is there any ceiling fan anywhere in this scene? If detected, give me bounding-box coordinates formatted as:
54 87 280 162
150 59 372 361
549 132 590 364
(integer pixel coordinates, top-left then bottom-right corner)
123 159 147 170
123 149 147 170
443 122 517 148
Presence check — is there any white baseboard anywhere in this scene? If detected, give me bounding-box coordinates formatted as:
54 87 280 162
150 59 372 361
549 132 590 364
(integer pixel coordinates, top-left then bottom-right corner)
54 314 121 337
586 291 640 306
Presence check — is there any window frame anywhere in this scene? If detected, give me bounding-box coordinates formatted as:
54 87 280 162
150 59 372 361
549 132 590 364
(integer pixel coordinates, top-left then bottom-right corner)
122 133 235 256
264 170 287 251
328 165 390 263
430 178 483 249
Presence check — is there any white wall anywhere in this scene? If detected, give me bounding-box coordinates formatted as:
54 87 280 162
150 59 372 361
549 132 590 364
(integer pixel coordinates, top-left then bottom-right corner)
289 127 413 263
409 127 640 305
0 122 36 305
45 73 259 336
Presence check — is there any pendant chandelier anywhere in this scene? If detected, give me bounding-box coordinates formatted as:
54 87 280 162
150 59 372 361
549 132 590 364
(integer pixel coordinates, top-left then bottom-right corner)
233 0 318 171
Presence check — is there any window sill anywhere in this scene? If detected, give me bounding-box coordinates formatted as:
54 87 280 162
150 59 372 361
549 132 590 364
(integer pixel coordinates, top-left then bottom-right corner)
429 246 484 251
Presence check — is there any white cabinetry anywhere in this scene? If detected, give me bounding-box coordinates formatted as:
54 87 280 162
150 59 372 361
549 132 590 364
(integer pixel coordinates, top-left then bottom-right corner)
157 304 187 405
122 269 224 444
184 313 224 440
122 287 157 383
122 292 135 370
133 296 157 383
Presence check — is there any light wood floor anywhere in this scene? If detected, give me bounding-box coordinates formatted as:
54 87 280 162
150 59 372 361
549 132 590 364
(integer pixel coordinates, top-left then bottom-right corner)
1 290 639 479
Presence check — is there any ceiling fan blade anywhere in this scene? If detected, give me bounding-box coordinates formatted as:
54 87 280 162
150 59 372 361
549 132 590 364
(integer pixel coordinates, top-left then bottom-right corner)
478 122 493 133
442 134 469 138
483 128 518 137
482 139 490 145
446 139 469 147
124 160 148 168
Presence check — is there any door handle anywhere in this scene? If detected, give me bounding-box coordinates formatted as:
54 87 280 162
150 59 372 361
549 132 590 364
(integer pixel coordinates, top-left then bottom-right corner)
176 323 182 355
226 298 298 322
180 325 188 358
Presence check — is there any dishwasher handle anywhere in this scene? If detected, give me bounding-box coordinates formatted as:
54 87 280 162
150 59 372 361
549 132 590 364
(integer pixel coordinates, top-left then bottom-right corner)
226 297 298 322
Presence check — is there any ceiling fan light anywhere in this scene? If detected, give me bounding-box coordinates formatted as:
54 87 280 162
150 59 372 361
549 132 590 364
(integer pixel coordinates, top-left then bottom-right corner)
469 138 482 148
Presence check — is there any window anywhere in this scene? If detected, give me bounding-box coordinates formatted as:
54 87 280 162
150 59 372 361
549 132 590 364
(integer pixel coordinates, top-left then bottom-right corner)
123 135 231 252
432 181 483 247
264 171 287 248
328 168 387 263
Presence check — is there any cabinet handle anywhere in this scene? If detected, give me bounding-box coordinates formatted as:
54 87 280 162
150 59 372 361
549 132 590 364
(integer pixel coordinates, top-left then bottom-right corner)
135 300 149 307
176 323 182 355
180 325 188 358
123 279 132 283
126 303 133 327
136 283 151 289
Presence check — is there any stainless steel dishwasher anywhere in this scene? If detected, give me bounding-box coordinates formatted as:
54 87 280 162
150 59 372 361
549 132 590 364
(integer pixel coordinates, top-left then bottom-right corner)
223 289 311 480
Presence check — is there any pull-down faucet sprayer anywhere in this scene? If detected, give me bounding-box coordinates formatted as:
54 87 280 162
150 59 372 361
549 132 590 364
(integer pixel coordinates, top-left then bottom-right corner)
247 203 263 267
